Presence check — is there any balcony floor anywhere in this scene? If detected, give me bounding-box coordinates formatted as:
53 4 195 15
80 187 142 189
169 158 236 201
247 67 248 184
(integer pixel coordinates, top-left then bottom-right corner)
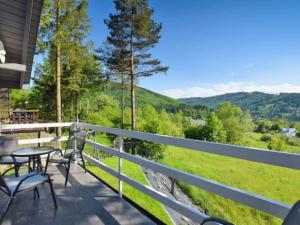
0 164 155 225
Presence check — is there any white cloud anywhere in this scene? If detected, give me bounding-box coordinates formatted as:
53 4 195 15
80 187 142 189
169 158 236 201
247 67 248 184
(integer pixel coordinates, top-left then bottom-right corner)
162 82 300 99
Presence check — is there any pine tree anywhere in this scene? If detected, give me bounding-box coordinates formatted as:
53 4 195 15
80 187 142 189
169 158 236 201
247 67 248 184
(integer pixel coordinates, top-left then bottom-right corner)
35 0 101 124
97 43 129 128
105 0 169 130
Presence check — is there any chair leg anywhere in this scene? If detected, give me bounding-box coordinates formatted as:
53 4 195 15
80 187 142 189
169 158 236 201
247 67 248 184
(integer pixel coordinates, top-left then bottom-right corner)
34 187 40 199
1 195 14 223
80 152 87 173
48 179 57 209
64 161 71 187
14 165 19 177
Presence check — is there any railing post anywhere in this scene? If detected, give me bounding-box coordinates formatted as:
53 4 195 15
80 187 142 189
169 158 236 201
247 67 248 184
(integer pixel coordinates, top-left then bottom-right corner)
117 136 123 198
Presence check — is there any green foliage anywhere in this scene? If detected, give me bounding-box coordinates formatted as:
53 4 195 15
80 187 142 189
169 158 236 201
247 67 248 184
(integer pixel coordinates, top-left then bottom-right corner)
33 0 103 122
256 120 273 133
260 134 272 142
216 102 244 144
185 113 226 143
105 0 169 79
9 89 31 109
203 112 226 143
184 103 247 145
184 125 203 140
104 0 169 130
181 92 300 121
104 82 210 119
284 136 300 147
136 141 166 161
131 104 185 160
268 136 286 151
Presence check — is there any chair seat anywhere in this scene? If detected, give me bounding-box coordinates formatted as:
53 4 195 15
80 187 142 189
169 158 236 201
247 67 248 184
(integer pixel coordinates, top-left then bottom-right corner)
0 156 28 165
5 172 47 193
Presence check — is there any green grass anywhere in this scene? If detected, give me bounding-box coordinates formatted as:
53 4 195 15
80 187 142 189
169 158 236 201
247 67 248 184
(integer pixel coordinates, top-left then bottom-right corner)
84 135 173 225
86 132 300 225
159 133 300 225
242 132 300 153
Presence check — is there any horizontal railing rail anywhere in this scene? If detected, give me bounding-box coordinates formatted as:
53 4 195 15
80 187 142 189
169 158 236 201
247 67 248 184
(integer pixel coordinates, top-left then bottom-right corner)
0 122 73 131
75 122 298 222
80 137 291 220
77 123 300 170
0 122 72 145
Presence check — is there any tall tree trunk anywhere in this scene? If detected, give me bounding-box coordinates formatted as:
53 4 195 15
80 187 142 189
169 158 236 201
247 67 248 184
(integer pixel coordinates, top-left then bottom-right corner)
130 11 135 131
56 0 62 141
70 93 73 121
121 73 125 129
76 92 79 122
130 41 135 130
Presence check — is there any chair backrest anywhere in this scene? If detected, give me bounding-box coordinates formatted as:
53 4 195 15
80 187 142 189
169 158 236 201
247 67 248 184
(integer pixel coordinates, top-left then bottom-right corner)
65 129 87 152
282 200 300 225
0 135 18 157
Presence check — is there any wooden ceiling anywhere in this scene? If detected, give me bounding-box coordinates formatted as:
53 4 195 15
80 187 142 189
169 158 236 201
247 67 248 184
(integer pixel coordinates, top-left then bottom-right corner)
0 0 43 89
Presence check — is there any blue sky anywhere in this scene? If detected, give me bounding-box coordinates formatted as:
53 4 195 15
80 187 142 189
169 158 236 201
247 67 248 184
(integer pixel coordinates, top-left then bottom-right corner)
86 0 300 98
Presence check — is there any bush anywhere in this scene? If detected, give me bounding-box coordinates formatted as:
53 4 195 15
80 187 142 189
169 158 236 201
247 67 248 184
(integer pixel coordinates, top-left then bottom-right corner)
285 136 300 147
136 141 166 161
261 134 272 142
256 120 273 133
184 126 204 140
268 136 286 151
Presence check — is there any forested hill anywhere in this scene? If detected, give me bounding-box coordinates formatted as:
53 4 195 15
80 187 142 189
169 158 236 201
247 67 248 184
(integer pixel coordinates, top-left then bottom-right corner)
103 82 179 108
180 92 300 121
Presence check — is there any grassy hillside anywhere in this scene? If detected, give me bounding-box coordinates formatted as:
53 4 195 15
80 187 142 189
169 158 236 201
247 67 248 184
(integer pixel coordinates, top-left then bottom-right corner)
180 92 300 121
160 138 300 225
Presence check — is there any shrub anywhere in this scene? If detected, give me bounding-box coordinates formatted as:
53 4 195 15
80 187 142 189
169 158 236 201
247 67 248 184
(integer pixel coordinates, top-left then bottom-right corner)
285 136 300 147
268 136 286 151
261 134 272 142
184 126 203 140
136 141 166 161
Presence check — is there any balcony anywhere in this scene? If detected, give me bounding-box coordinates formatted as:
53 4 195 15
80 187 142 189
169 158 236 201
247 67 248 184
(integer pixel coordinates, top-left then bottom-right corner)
0 122 299 225
0 164 154 225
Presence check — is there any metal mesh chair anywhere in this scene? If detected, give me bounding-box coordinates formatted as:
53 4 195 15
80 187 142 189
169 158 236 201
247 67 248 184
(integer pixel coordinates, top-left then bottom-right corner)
48 129 88 186
200 217 234 225
0 171 57 222
0 135 28 176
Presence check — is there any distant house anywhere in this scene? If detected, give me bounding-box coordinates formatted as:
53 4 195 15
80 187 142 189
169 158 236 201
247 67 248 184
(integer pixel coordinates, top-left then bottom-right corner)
190 119 206 126
281 128 297 137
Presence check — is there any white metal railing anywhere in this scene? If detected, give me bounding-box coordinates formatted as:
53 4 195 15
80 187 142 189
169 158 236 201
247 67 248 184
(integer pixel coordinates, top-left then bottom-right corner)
75 122 298 222
0 122 298 224
0 122 72 145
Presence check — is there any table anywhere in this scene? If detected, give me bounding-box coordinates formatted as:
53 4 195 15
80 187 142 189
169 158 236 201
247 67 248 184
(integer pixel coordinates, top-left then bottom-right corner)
12 147 54 174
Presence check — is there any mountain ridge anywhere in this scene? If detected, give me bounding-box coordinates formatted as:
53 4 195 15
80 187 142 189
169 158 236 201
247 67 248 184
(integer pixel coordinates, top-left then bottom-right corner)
180 91 300 121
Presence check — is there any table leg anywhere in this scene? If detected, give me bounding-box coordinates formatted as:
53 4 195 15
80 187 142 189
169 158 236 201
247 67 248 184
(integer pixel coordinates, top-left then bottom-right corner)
44 153 50 175
32 156 36 171
38 156 43 172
